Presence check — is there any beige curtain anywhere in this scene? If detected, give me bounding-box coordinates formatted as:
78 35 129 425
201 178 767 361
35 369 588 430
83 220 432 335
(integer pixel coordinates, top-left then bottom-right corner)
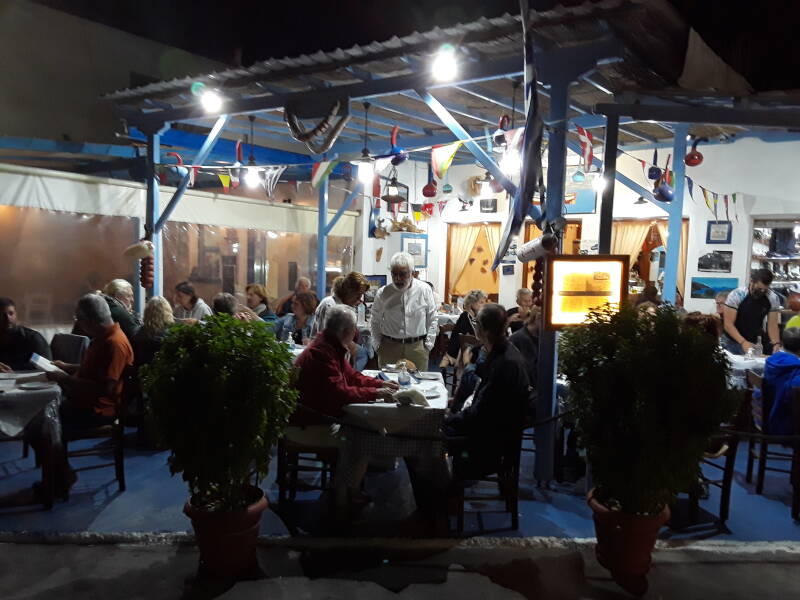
484 223 501 262
448 224 481 296
611 221 651 267
656 220 690 301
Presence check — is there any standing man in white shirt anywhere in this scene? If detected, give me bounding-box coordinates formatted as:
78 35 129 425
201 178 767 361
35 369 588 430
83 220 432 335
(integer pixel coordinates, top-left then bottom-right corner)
371 252 438 370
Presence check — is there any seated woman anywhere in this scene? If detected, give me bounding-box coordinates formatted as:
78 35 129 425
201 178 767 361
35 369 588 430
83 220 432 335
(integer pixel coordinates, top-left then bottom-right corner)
173 281 212 324
245 283 277 325
506 288 533 333
441 289 486 368
132 296 173 368
277 292 317 345
313 272 371 370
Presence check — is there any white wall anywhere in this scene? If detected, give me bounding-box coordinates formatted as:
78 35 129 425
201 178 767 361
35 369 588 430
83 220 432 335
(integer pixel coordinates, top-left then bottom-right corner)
0 0 224 143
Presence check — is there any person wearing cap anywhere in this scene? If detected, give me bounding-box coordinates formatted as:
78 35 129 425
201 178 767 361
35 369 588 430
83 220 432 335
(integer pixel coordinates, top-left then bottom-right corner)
722 269 781 355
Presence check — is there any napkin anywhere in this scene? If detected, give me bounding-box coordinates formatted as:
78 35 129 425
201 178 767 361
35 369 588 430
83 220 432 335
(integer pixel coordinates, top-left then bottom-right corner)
393 388 428 407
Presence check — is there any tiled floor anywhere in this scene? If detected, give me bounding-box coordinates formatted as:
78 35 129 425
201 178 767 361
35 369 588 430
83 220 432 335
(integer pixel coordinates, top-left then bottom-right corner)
0 431 797 541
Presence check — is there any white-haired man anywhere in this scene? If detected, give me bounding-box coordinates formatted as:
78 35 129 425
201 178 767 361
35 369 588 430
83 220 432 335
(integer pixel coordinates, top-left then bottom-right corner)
370 252 437 369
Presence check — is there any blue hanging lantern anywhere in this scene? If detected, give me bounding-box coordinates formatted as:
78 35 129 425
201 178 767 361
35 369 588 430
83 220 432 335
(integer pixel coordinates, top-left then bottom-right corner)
647 148 662 180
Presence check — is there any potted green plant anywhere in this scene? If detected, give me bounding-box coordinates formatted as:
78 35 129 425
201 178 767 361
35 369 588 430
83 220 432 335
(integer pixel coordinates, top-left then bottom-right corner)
559 304 737 595
141 314 297 578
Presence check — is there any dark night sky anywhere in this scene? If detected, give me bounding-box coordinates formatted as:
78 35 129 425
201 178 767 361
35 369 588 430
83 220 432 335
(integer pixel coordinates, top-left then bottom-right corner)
33 0 800 91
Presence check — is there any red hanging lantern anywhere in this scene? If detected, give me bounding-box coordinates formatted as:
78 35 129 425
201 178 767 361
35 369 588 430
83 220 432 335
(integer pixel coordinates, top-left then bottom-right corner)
684 137 707 167
422 179 437 198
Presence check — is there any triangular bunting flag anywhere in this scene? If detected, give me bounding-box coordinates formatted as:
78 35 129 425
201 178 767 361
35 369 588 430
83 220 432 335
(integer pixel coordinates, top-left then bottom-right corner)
431 142 462 179
702 187 713 215
438 200 448 215
732 192 739 222
712 192 719 220
640 159 647 180
218 173 231 193
575 125 594 171
230 168 240 189
686 177 694 201
311 160 338 189
724 194 730 221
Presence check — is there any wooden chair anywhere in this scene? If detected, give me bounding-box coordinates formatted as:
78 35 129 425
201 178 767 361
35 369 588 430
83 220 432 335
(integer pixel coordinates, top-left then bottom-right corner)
276 437 337 505
686 434 740 526
745 370 794 494
62 417 126 499
451 429 522 533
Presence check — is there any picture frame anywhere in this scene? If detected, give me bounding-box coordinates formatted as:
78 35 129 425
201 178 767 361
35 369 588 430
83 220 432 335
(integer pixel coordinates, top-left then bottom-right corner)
706 220 732 244
479 197 497 213
397 201 408 214
697 250 733 273
400 233 428 269
364 275 387 302
690 277 738 299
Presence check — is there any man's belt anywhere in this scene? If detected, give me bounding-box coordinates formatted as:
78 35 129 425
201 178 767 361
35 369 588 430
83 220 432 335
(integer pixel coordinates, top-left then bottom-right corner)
383 334 426 344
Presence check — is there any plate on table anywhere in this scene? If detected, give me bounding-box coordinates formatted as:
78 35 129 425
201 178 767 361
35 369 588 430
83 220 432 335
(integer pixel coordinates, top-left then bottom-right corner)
416 372 440 381
0 373 17 380
17 382 56 391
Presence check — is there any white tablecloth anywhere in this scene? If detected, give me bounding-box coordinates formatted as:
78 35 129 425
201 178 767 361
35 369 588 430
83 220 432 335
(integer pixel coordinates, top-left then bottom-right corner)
725 350 767 389
436 313 459 328
0 374 61 438
341 370 448 459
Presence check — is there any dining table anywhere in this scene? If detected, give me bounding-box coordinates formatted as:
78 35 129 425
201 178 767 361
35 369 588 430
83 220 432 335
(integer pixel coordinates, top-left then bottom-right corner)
725 350 767 389
0 371 61 507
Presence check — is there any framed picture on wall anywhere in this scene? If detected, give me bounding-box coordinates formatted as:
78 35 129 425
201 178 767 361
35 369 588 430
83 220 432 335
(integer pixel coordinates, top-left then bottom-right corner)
397 201 409 214
480 198 497 213
697 250 733 273
364 274 387 302
690 277 738 299
706 220 732 244
400 233 428 269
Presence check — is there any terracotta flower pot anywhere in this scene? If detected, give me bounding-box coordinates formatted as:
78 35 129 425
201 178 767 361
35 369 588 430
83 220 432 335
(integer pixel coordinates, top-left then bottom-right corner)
587 488 670 596
184 485 268 578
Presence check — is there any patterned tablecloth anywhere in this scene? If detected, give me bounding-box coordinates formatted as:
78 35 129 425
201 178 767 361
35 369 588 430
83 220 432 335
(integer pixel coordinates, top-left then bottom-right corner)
0 374 61 439
341 371 448 459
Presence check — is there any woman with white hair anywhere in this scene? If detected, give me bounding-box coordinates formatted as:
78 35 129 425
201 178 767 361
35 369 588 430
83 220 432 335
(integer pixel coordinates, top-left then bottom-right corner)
442 289 487 365
370 252 438 369
507 288 533 333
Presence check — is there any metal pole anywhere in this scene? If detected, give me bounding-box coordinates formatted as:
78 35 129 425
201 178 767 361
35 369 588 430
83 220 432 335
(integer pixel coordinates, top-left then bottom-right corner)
598 115 620 254
535 77 568 484
145 131 162 299
317 177 329 296
662 124 688 304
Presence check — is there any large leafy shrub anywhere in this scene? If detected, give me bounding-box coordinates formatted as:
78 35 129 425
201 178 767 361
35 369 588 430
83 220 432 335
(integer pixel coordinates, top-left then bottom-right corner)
558 304 738 514
141 314 298 512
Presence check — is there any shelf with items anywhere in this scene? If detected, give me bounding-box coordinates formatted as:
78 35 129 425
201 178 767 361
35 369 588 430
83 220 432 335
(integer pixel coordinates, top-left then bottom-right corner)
751 256 800 262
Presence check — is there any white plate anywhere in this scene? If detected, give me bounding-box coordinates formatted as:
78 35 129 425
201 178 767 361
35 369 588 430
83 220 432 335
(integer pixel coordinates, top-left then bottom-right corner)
416 373 440 381
17 382 55 391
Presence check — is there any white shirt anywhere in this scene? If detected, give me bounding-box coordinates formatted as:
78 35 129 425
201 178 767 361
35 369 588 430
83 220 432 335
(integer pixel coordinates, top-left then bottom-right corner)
311 295 356 336
174 298 212 321
370 279 437 350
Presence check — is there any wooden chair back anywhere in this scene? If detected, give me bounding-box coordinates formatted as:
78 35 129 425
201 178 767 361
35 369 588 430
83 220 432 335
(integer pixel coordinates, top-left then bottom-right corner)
746 369 766 432
458 334 479 357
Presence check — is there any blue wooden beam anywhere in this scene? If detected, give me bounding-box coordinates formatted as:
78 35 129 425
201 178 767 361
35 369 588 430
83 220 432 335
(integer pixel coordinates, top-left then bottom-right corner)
0 136 139 157
325 182 364 235
662 124 689 304
317 178 329 295
454 84 525 115
399 91 497 126
415 89 516 196
154 115 229 233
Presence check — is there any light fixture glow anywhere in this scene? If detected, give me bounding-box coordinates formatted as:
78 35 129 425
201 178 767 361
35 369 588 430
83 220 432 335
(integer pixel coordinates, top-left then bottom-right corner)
432 44 458 81
201 91 223 112
267 230 278 239
356 161 374 185
244 166 261 188
592 175 607 192
499 150 521 177
387 177 399 196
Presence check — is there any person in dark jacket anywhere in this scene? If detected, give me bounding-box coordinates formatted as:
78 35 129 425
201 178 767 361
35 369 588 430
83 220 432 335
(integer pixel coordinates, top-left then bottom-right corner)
0 297 50 372
760 326 800 435
445 303 530 479
72 280 142 342
131 296 173 368
509 305 541 390
506 288 534 334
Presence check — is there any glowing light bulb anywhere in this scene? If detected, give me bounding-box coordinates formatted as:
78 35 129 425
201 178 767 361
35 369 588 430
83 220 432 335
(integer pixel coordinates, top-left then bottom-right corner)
201 91 223 112
267 231 278 239
244 167 261 188
387 177 398 196
432 44 458 81
592 176 607 192
357 161 374 185
500 150 521 177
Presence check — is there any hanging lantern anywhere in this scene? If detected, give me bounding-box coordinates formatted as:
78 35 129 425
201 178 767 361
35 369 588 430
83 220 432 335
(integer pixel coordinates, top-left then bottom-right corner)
442 182 453 194
684 137 707 167
421 162 437 197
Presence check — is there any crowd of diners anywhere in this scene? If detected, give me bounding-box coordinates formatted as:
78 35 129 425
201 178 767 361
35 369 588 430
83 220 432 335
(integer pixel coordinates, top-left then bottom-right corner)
2 254 797 525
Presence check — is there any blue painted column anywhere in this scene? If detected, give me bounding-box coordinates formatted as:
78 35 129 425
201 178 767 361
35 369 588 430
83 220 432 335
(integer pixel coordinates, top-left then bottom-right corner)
145 131 163 299
663 124 688 304
535 77 569 484
317 177 329 296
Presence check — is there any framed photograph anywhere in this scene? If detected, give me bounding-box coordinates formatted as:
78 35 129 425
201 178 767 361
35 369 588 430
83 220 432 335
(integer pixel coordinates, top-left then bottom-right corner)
400 233 428 269
480 198 497 213
364 274 387 303
502 264 515 276
544 254 629 330
706 220 732 244
397 201 408 214
690 277 738 299
697 250 733 273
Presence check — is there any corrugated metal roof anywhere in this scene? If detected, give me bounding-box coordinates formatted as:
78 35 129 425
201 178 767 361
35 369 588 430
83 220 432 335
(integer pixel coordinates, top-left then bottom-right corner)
104 0 631 103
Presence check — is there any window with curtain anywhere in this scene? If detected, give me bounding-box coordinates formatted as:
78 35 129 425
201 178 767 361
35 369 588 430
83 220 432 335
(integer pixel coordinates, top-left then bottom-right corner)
446 223 500 299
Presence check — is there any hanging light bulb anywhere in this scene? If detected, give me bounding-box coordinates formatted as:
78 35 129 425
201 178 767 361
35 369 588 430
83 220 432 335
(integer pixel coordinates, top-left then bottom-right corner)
499 149 521 177
592 175 607 192
432 44 458 81
387 177 399 196
244 166 261 188
356 161 374 184
200 90 223 112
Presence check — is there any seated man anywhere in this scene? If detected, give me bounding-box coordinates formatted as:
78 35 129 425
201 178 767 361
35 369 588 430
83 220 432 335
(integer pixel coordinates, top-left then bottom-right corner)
42 294 133 497
509 305 541 390
760 326 800 435
444 303 530 479
276 277 316 318
0 297 51 372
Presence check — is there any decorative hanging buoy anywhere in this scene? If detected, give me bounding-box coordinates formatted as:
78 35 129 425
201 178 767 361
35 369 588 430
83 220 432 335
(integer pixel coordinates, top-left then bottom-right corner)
684 137 707 167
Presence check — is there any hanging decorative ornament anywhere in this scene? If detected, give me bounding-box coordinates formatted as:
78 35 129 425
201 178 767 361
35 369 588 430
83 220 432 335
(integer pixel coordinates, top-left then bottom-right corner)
684 137 707 167
493 114 511 148
653 154 673 203
421 162 438 198
647 149 662 180
442 182 453 194
437 199 448 215
571 170 585 183
458 195 474 211
422 202 434 216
